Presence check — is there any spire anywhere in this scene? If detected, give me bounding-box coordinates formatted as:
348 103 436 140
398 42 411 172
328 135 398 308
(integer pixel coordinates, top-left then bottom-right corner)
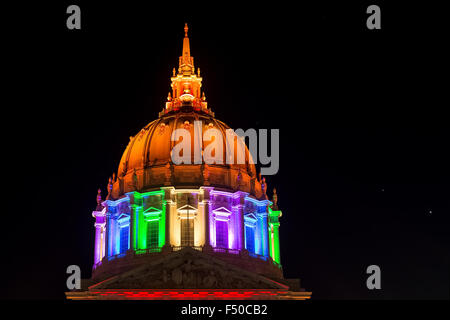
182 23 190 58
179 23 194 72
160 24 213 117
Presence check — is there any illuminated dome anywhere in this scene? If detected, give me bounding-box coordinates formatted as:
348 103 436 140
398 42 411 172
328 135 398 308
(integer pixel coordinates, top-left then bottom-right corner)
111 24 262 199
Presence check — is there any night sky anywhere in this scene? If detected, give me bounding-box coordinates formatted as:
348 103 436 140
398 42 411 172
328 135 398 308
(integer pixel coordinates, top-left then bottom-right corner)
3 1 449 299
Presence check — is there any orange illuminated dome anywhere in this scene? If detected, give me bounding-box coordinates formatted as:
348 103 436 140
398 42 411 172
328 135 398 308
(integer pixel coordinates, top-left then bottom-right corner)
111 23 264 199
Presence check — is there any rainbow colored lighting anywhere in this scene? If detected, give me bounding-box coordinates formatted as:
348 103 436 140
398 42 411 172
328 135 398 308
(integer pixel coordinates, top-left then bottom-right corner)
93 187 281 267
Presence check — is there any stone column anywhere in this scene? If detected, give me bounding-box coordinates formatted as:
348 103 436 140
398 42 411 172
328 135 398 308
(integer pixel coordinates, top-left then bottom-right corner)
204 200 211 247
273 223 281 264
161 187 175 253
233 191 248 252
164 200 171 246
105 212 110 258
239 204 245 250
93 208 106 265
262 203 270 258
100 225 105 259
200 186 213 250
268 207 282 264
130 204 137 252
263 214 270 257
126 191 143 253
93 222 101 264
237 204 247 252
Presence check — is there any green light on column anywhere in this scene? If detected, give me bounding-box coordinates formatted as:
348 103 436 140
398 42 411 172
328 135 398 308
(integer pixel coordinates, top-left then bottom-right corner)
138 205 146 250
159 202 166 248
268 207 282 264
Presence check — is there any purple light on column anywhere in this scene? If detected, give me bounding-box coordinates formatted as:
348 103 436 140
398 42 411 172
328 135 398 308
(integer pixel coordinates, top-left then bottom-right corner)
93 208 106 265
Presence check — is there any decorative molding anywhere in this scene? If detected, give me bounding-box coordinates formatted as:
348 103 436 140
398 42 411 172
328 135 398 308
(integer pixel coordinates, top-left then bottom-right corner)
143 206 162 222
177 204 198 219
244 213 257 227
117 214 130 227
212 206 232 221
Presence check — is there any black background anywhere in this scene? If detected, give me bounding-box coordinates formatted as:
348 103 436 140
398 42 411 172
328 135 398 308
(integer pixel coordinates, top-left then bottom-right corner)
2 1 449 300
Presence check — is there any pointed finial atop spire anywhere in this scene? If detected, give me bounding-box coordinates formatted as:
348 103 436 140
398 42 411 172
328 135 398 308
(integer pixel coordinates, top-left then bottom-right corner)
184 23 189 37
